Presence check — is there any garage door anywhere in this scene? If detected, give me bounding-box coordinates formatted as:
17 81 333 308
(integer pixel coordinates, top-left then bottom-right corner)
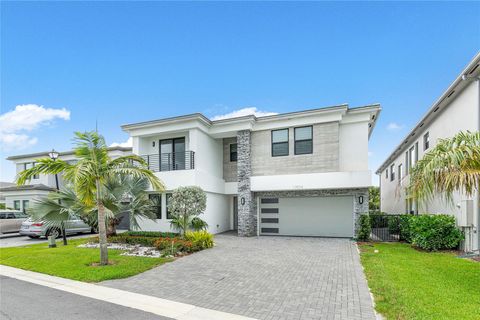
260 196 354 237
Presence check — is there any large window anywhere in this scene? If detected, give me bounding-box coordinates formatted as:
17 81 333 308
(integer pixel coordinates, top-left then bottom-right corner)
148 194 162 219
13 200 20 211
23 162 39 179
390 164 395 181
423 132 430 150
22 200 29 213
166 193 173 219
230 143 237 162
294 126 313 155
271 129 289 157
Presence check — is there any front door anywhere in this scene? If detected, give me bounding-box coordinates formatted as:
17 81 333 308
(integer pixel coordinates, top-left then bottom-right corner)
233 196 238 230
159 138 185 171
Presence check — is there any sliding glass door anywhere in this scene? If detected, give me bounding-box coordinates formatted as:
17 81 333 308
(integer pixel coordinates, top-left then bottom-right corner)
159 137 185 171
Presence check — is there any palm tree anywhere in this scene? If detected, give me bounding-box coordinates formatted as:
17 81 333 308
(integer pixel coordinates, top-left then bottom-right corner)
17 131 164 265
408 131 480 203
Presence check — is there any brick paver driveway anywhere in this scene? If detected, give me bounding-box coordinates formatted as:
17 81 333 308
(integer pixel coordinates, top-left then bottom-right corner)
102 233 375 320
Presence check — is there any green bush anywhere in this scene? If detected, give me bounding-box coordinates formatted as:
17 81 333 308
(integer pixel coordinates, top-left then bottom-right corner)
123 231 177 238
409 214 464 251
185 230 214 249
357 214 371 241
154 237 196 254
398 214 414 242
387 216 401 234
108 235 158 247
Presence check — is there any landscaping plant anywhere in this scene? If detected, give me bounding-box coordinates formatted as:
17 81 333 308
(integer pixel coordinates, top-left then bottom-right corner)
409 214 464 251
357 214 371 241
17 131 164 265
185 230 214 249
168 186 207 237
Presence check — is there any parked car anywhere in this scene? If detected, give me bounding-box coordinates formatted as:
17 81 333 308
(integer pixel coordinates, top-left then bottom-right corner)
0 210 29 234
20 215 93 238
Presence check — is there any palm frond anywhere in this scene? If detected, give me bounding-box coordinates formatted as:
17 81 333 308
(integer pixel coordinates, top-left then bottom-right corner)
16 158 72 185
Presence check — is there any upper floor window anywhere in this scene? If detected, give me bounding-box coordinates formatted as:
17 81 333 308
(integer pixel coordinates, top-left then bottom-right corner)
294 126 313 155
24 162 39 179
423 132 430 150
398 164 403 185
385 168 388 179
390 164 395 181
230 143 237 162
271 129 289 157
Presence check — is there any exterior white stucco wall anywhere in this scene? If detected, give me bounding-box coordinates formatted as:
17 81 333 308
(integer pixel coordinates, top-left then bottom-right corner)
339 122 369 171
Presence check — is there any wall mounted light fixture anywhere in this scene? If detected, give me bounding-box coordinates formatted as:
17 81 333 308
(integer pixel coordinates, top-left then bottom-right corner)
358 196 364 205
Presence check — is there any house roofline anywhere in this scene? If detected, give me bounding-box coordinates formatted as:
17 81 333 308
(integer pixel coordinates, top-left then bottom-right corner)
121 103 381 134
6 146 132 161
375 52 480 174
0 184 56 192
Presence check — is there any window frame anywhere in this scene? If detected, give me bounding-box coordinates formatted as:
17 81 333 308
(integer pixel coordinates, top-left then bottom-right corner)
294 125 313 155
166 193 173 219
148 194 162 219
22 200 29 213
423 132 430 151
13 200 21 211
398 164 403 185
271 128 289 157
229 143 237 162
390 164 395 181
385 168 388 179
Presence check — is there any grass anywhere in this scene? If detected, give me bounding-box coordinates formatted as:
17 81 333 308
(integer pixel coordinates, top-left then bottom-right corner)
359 242 480 320
0 238 172 282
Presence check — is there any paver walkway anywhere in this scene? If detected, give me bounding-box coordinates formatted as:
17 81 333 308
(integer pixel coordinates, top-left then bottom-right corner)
102 233 375 320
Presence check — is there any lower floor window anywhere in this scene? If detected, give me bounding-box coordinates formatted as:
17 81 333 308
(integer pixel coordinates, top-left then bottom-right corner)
13 200 20 211
148 194 162 219
22 200 29 213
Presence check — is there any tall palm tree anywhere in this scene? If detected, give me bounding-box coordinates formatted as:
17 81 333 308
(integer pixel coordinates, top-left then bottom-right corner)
408 131 480 202
17 131 164 265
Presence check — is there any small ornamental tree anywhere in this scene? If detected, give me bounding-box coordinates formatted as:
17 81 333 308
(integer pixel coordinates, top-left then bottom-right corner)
169 186 207 237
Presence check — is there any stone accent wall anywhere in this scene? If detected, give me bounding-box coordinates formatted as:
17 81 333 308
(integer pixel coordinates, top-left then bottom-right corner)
237 130 256 236
255 188 369 238
222 137 237 182
251 122 339 176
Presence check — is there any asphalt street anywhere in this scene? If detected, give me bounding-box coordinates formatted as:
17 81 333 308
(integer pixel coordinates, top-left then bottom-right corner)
0 276 172 320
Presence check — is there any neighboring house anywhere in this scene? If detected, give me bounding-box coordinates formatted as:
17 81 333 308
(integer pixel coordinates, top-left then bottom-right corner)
376 53 480 252
122 104 380 237
0 182 15 207
1 147 132 213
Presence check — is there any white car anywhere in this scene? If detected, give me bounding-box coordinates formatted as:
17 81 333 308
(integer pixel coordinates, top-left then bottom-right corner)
0 210 28 234
20 215 93 239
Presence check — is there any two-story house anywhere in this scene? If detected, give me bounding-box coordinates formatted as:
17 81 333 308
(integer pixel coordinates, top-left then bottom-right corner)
376 53 480 252
1 147 132 212
122 104 380 237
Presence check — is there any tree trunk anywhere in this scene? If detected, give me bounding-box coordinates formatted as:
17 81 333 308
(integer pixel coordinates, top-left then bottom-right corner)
96 179 108 265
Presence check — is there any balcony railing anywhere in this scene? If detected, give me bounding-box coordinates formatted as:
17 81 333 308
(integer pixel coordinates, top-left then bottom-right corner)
141 151 194 172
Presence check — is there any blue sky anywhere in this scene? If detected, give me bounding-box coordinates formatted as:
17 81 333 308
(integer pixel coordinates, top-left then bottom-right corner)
1 1 479 184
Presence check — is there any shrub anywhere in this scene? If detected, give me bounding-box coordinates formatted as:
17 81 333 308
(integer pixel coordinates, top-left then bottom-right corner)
123 231 177 238
154 237 196 254
387 216 401 234
357 214 371 241
108 235 158 247
185 230 214 249
398 214 414 242
409 214 464 251
168 186 207 236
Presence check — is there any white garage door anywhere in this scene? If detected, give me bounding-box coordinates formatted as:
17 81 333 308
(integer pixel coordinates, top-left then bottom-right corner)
260 196 354 237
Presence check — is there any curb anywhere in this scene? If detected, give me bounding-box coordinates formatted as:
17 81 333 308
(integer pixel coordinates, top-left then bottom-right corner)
0 265 257 320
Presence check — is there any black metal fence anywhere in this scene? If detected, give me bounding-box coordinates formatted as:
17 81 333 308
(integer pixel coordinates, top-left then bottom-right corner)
369 214 402 242
141 151 195 172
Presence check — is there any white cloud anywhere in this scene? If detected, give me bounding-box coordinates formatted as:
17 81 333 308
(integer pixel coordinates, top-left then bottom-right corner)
0 104 70 151
211 107 277 121
110 137 132 148
386 122 404 131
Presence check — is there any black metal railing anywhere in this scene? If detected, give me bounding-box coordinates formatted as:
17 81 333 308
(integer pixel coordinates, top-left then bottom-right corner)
141 151 195 172
369 214 402 242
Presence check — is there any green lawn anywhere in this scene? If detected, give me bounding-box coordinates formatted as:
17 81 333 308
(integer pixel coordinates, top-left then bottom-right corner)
359 242 480 320
0 238 172 282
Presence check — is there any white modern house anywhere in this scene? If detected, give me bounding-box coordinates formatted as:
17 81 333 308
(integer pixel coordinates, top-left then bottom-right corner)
376 53 480 252
1 147 132 212
122 104 380 237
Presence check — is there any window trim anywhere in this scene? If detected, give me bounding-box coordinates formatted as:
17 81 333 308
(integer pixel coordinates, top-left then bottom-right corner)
294 125 313 155
271 128 289 157
229 143 237 162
